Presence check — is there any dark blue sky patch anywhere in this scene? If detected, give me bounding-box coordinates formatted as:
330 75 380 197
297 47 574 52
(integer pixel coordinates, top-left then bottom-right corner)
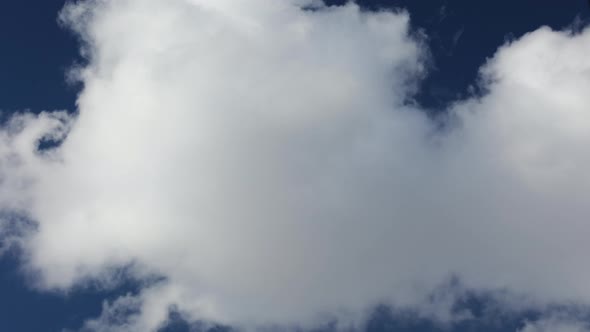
0 0 80 112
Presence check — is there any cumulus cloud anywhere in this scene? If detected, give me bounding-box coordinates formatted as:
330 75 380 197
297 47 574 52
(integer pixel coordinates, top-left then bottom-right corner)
1 0 590 330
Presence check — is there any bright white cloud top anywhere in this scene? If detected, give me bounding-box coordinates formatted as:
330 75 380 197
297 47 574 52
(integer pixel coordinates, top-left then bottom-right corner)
1 0 590 331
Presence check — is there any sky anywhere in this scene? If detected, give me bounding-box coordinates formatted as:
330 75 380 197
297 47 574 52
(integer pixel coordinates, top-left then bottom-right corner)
1 1 590 331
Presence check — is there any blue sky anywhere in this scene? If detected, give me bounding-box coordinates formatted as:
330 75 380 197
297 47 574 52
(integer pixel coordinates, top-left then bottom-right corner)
1 1 590 331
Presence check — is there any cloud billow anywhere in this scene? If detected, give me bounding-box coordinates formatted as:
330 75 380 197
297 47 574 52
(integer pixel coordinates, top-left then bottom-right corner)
1 0 590 331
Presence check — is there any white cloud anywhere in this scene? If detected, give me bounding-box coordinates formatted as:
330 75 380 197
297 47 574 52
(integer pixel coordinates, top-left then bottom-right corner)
1 0 590 330
520 316 590 332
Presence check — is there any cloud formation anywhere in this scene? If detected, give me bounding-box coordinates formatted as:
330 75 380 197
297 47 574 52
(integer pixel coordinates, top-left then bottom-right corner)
520 316 590 332
1 0 590 330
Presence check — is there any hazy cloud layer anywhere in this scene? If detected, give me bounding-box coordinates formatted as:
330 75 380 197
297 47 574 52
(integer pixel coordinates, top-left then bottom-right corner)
1 0 590 330
519 316 590 332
